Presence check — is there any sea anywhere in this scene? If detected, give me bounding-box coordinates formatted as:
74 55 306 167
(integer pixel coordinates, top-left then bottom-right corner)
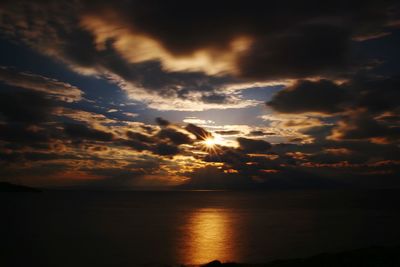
1 189 400 266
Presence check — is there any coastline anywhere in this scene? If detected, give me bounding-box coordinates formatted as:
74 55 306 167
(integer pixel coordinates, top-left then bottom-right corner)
200 246 400 267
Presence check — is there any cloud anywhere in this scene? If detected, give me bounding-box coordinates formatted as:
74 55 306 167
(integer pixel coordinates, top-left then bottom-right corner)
214 130 242 136
120 120 198 156
267 79 349 114
157 128 192 145
0 123 51 147
238 24 351 80
151 143 180 156
81 0 397 80
237 137 272 153
178 166 252 190
86 1 398 80
351 75 400 113
1 1 398 111
260 113 329 143
185 123 213 140
0 66 83 102
63 123 114 142
79 12 249 76
183 117 215 125
247 130 276 137
329 112 400 143
54 107 116 127
126 131 154 144
122 138 151 152
1 0 400 189
155 117 170 127
0 89 53 123
268 76 400 116
0 1 260 111
267 76 400 144
200 93 230 104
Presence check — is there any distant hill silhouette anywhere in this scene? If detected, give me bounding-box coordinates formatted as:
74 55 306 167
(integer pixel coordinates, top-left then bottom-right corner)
0 182 41 192
202 246 400 267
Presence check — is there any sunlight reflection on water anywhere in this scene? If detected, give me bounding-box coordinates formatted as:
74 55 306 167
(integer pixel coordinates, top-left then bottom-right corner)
181 208 236 264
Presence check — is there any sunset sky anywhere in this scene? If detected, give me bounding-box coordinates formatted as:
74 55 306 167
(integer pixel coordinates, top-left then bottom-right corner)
0 0 399 189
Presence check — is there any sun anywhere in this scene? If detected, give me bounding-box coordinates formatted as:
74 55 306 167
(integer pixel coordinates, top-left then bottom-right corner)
203 137 216 148
200 136 222 155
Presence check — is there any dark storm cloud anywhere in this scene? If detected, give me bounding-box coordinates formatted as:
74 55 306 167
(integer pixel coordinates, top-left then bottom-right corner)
185 123 212 140
204 138 274 166
267 80 349 114
350 75 400 113
267 75 400 144
74 169 149 189
247 130 276 137
214 130 242 136
179 165 344 190
237 137 272 153
126 131 154 144
195 119 400 189
238 24 351 79
0 66 83 102
151 143 180 156
0 0 400 189
121 120 192 156
0 84 57 150
157 128 192 145
0 2 235 107
0 123 51 145
93 50 240 110
178 166 253 190
335 76 400 142
307 149 367 165
0 151 80 163
301 125 335 142
204 146 247 165
0 67 89 155
88 0 395 50
122 131 154 151
198 141 348 190
268 76 400 116
83 0 398 80
122 139 151 152
201 93 229 104
100 57 232 100
272 138 400 165
332 113 400 142
0 89 53 123
64 123 114 142
1 0 398 107
155 117 170 127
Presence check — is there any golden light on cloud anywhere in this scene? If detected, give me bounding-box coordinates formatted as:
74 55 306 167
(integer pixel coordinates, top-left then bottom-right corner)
80 14 253 75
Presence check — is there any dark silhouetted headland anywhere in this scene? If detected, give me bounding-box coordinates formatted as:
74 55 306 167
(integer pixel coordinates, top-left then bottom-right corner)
0 182 41 192
201 246 400 267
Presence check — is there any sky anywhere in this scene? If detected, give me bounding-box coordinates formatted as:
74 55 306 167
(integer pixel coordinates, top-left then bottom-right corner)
0 0 399 190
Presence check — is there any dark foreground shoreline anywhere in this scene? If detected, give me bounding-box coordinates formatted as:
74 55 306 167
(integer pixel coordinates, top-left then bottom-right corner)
200 246 400 267
0 182 41 192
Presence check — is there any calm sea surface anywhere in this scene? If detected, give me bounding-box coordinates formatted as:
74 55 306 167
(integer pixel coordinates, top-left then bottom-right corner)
1 190 400 266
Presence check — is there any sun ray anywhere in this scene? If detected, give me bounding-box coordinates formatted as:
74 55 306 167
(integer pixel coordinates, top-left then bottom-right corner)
200 136 223 155
203 137 216 148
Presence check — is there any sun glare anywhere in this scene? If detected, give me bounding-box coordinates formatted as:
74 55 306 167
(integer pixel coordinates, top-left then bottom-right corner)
200 136 223 155
203 137 216 148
